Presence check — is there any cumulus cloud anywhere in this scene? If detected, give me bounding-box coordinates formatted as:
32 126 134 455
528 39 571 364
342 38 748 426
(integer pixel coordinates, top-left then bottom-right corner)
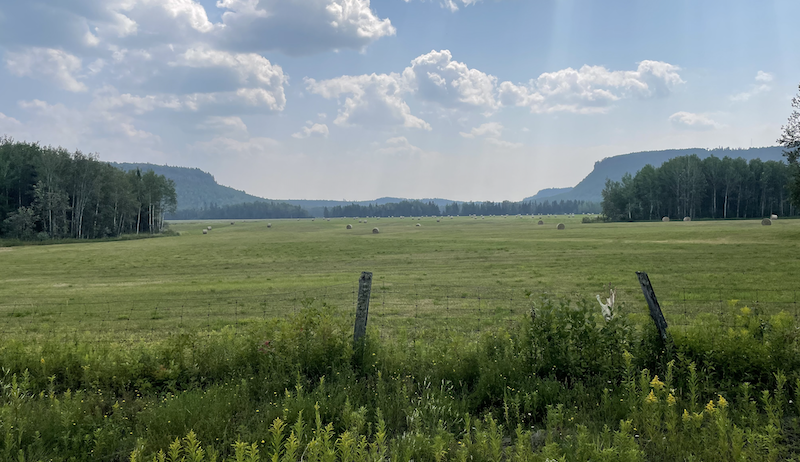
292 122 330 139
730 71 773 102
306 49 496 130
305 74 431 130
5 48 88 92
669 111 721 130
403 50 498 111
499 60 683 113
215 0 395 55
309 55 683 130
172 48 287 111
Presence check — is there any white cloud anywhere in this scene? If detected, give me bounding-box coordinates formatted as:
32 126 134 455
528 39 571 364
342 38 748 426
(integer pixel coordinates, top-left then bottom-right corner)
730 71 773 102
157 0 217 33
669 111 722 130
216 0 395 55
197 116 249 137
5 48 87 92
292 122 330 139
305 74 431 130
459 122 503 138
485 137 521 149
172 48 287 111
438 0 483 12
459 122 520 148
755 70 774 82
499 60 683 114
375 136 425 155
402 49 498 111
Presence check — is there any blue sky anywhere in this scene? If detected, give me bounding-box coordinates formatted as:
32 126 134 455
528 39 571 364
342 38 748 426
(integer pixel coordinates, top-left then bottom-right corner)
1 0 798 201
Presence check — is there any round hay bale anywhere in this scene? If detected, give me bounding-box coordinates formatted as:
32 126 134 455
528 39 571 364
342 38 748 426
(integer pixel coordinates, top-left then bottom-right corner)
346 224 353 230
436 219 440 222
662 217 670 222
537 220 544 225
762 218 772 226
207 226 212 230
327 218 331 221
771 214 778 220
683 217 691 222
416 223 421 227
312 218 315 221
231 221 235 225
202 229 208 234
372 227 380 234
557 223 565 230
267 223 272 228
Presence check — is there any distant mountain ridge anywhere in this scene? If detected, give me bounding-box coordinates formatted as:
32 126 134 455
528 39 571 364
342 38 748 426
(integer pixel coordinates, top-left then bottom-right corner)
111 163 265 211
112 146 788 215
532 146 787 203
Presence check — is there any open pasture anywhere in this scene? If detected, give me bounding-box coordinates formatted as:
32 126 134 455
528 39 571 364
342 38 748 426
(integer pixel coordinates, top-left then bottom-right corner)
1 215 799 337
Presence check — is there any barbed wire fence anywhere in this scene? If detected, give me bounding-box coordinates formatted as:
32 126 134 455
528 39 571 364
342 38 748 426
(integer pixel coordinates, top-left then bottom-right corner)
0 275 798 344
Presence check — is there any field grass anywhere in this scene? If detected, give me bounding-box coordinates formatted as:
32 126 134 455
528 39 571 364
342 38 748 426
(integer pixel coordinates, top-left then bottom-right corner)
3 216 800 461
1 215 799 336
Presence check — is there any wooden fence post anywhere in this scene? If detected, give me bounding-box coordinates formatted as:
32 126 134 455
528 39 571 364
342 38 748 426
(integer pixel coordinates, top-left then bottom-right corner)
636 271 669 341
353 271 373 346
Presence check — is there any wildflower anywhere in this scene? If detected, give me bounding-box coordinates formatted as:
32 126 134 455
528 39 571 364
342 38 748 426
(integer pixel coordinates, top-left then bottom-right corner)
645 390 658 404
705 400 715 414
650 375 665 391
40 358 45 364
667 394 677 406
682 409 691 423
717 395 728 409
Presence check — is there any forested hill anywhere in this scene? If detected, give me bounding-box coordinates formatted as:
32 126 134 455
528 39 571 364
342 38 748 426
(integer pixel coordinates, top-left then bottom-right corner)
111 163 266 211
534 146 787 203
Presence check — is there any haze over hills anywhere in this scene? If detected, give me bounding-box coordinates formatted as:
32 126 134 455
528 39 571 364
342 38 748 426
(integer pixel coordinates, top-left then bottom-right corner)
115 146 788 216
524 146 787 203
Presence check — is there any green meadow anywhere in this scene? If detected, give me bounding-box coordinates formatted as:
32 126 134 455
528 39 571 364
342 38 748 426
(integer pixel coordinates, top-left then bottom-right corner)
1 215 799 336
3 217 800 461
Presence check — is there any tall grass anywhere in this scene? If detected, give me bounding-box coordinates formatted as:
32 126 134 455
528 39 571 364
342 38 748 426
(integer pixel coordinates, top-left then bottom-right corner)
1 297 799 461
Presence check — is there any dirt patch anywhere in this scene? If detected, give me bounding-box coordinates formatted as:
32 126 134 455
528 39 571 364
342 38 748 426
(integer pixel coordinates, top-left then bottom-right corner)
0 247 12 252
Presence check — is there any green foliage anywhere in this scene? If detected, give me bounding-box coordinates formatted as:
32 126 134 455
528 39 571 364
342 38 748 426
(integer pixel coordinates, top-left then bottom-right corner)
601 153 795 220
0 297 799 460
0 137 177 240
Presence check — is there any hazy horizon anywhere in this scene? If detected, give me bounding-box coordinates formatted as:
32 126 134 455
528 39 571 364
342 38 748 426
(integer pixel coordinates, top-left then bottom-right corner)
1 1 798 201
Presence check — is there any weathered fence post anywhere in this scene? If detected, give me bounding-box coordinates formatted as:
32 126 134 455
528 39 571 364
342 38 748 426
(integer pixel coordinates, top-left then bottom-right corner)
353 271 373 346
636 271 669 341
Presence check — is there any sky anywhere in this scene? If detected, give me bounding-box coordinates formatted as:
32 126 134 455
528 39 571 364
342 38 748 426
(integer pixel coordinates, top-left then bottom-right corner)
0 0 798 202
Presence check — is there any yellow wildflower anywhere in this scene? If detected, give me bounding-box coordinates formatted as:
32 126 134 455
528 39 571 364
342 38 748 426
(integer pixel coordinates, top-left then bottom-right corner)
650 375 665 391
645 390 658 404
717 395 728 408
705 400 715 413
682 409 691 423
667 393 677 406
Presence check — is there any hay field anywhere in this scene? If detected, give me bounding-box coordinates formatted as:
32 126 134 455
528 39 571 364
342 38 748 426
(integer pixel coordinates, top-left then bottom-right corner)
1 215 799 337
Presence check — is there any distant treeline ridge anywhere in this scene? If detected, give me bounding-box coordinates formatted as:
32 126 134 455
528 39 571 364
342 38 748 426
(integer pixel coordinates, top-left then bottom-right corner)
601 154 797 221
168 201 310 220
323 199 600 218
1 138 176 240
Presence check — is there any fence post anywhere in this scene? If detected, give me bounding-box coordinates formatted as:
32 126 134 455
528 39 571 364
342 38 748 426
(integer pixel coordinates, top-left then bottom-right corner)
636 271 669 341
353 271 373 346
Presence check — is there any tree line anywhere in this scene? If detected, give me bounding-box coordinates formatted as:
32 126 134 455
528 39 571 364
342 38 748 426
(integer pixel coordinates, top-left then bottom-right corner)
0 138 176 240
324 199 599 218
601 154 797 221
168 201 309 220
